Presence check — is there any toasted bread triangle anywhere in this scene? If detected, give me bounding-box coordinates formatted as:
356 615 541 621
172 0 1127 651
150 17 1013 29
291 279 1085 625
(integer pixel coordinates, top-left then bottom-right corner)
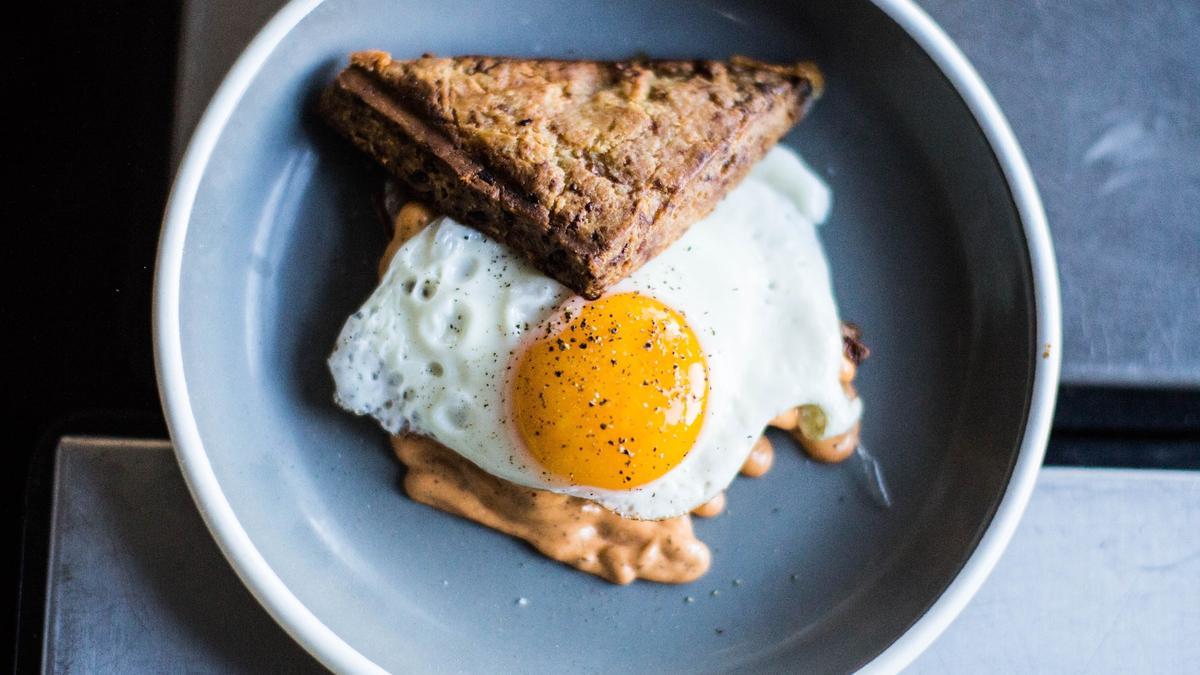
321 51 822 298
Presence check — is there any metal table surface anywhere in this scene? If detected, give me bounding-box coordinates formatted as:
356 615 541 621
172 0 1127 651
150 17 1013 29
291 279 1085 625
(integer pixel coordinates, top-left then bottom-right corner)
172 0 1200 389
38 438 1200 673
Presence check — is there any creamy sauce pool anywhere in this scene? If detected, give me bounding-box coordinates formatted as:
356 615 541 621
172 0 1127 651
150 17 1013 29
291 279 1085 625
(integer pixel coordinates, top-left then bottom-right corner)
394 434 711 584
377 198 861 585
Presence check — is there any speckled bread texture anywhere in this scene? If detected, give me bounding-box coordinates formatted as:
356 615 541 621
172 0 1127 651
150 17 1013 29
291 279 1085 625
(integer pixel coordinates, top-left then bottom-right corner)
320 51 823 298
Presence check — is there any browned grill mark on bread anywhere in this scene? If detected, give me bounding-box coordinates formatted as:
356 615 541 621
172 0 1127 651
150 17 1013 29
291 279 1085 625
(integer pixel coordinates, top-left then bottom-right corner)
320 51 823 298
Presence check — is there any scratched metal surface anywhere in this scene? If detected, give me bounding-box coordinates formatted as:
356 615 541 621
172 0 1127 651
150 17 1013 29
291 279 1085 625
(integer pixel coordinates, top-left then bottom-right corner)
917 0 1200 387
41 438 323 673
170 0 1200 388
908 466 1200 673
40 439 1200 671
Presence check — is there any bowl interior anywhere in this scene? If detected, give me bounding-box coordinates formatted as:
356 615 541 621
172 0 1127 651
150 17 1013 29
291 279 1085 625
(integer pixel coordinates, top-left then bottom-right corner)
172 0 1034 670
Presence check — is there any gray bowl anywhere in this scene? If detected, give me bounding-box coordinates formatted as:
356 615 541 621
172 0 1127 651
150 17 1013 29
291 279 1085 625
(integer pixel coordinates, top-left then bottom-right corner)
154 0 1061 671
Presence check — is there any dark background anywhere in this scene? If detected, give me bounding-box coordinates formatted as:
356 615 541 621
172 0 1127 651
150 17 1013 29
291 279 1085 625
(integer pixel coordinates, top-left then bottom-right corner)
4 2 180 663
3 1 1198 668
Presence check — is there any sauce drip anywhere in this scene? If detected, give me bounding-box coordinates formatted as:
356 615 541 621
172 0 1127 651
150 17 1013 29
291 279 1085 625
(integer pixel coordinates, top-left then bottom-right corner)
394 435 710 584
740 435 776 477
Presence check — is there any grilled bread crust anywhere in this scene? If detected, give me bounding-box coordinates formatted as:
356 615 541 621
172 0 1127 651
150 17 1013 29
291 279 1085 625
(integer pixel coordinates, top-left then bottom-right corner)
320 51 822 298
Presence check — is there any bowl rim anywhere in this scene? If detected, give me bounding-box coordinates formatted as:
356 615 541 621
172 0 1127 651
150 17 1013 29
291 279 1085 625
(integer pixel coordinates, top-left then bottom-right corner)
152 0 1062 671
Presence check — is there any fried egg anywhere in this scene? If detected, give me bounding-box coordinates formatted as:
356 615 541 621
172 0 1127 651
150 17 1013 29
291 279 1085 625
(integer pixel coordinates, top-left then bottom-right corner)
329 146 860 519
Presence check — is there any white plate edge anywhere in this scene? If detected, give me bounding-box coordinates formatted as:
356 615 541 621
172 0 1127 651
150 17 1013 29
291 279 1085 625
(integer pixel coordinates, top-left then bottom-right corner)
859 1 1062 673
153 0 386 671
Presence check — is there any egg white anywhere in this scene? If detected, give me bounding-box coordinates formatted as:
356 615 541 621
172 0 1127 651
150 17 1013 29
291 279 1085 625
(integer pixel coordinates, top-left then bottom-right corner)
329 146 860 519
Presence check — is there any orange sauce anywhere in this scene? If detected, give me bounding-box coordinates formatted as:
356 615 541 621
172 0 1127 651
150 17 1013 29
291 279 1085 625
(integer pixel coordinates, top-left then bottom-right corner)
394 435 710 584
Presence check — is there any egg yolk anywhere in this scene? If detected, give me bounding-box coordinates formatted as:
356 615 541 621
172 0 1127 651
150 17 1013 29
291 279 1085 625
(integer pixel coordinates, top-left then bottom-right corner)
511 293 709 490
